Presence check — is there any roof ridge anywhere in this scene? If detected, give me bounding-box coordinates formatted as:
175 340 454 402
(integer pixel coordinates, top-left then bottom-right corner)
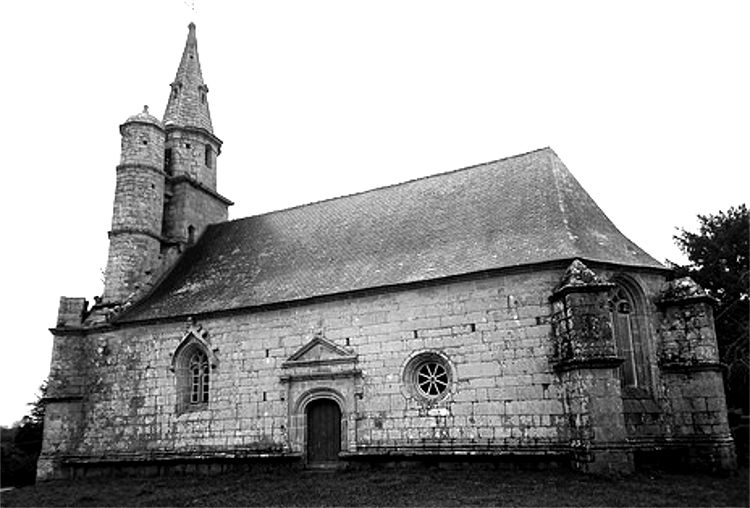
224 147 553 226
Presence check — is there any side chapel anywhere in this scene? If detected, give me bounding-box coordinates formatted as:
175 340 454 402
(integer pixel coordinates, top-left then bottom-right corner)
39 24 736 479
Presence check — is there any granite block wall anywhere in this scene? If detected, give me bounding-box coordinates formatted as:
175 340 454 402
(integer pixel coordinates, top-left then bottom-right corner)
43 268 571 470
39 266 736 478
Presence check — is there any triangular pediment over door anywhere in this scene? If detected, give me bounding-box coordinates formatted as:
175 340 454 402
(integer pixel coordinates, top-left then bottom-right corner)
280 333 362 461
282 336 357 369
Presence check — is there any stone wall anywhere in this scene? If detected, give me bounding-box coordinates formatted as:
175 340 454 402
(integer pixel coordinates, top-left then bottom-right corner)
119 121 164 169
165 129 220 190
109 165 166 234
43 267 571 471
102 234 163 304
161 178 229 244
40 265 737 478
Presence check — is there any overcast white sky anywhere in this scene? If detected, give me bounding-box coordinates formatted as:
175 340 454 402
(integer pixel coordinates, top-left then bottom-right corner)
1 1 747 426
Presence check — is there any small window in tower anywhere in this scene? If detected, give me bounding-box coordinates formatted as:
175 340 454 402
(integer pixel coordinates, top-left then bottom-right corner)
164 148 173 175
205 145 213 168
187 225 196 245
185 143 192 149
201 91 206 104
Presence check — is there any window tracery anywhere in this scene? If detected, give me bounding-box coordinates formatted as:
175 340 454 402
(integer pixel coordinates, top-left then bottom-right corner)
608 282 650 390
172 322 217 413
403 351 453 402
188 349 210 404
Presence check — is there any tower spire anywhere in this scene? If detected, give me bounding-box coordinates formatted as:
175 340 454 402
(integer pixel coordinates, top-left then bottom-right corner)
164 22 213 133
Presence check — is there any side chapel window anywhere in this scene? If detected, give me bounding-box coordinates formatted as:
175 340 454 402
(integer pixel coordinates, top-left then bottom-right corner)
188 349 210 404
175 343 211 412
608 284 650 390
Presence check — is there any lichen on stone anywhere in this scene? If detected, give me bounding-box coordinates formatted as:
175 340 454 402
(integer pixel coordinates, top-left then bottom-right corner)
553 259 612 295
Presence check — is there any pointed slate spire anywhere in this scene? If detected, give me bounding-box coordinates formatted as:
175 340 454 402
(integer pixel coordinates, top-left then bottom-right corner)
163 22 214 133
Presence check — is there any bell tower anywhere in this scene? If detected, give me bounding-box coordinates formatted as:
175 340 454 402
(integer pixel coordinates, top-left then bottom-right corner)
100 23 232 308
161 22 232 255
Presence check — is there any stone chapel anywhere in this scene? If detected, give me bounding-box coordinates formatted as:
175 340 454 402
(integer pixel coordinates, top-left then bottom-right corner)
38 23 736 479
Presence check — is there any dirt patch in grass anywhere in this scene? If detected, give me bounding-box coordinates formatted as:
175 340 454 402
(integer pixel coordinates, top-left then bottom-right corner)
2 468 747 507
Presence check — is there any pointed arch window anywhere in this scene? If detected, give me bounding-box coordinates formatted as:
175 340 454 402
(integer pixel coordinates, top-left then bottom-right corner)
608 283 650 390
175 344 211 412
172 326 218 414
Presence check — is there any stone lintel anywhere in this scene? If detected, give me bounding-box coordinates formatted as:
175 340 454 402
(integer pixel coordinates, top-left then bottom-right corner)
281 356 358 369
280 369 362 383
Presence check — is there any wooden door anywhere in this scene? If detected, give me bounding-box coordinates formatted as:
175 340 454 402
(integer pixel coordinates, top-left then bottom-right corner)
306 399 341 464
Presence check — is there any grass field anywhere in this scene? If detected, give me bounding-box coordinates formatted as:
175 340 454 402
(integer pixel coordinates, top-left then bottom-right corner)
1 467 747 507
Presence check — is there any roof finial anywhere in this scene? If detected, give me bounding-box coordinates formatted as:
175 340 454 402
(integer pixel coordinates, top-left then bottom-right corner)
187 22 197 44
143 105 149 114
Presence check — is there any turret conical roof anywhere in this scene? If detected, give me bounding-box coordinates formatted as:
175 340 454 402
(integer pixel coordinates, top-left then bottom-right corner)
163 23 214 133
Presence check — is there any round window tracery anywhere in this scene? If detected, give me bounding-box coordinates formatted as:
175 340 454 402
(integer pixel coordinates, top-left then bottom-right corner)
404 352 453 401
416 361 449 397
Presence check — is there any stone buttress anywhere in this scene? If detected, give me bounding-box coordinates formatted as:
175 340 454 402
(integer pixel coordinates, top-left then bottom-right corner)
656 277 736 470
550 260 633 474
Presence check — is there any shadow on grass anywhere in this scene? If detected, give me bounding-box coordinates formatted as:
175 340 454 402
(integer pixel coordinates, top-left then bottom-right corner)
1 468 747 507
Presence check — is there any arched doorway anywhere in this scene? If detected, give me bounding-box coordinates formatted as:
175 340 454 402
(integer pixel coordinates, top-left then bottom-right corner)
306 398 341 465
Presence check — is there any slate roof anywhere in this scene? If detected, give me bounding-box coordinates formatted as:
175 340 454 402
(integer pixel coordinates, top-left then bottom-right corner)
120 148 664 322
